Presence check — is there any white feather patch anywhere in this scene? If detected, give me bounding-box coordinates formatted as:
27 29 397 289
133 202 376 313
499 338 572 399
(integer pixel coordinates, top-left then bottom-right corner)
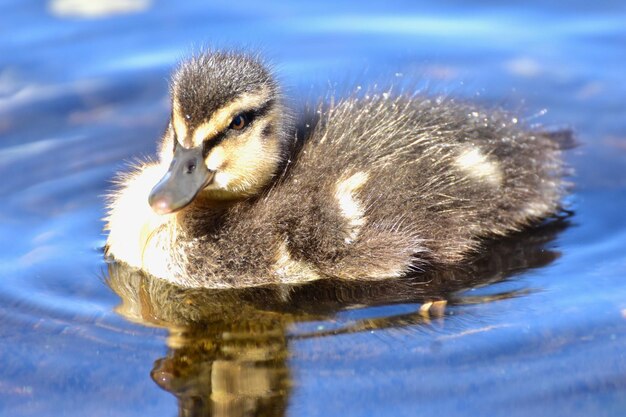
455 147 503 186
335 171 369 243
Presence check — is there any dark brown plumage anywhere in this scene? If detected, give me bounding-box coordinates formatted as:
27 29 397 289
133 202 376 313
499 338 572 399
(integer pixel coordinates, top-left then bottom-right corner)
104 51 570 288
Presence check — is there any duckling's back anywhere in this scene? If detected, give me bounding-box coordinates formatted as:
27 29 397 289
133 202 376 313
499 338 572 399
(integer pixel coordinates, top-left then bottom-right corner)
176 93 569 287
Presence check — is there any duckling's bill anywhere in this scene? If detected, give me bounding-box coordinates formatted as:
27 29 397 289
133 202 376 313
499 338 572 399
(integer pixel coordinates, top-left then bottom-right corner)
148 144 214 215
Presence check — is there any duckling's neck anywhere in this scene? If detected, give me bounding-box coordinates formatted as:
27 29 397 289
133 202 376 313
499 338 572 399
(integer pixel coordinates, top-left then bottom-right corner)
192 195 243 210
200 188 257 201
173 196 245 236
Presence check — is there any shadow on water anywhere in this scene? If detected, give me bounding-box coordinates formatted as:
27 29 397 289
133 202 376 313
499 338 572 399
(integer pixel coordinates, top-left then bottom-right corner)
106 216 569 417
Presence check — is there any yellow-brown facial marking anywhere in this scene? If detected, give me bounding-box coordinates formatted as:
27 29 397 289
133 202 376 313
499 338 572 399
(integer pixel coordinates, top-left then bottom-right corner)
201 104 282 200
151 65 289 207
151 53 285 211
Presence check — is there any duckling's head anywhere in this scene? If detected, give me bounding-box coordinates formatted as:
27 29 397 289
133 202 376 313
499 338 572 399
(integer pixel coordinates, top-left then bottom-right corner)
149 52 290 214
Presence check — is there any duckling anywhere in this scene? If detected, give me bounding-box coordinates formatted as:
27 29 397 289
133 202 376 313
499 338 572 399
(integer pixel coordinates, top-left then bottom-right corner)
104 51 570 289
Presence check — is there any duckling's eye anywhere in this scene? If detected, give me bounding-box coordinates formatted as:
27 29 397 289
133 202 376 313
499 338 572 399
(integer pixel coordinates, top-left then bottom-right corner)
229 114 248 130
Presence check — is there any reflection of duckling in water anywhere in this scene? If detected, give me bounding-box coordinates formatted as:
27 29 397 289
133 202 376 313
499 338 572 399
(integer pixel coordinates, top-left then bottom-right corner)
104 51 571 288
107 217 569 417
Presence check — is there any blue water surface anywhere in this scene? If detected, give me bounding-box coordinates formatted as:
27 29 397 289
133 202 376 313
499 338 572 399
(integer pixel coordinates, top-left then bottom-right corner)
0 1 625 416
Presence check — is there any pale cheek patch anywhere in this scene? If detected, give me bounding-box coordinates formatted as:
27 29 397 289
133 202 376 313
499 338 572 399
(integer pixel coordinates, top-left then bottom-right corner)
205 146 225 171
200 118 281 199
213 127 277 194
212 172 233 189
455 147 503 186
335 171 369 243
203 146 233 191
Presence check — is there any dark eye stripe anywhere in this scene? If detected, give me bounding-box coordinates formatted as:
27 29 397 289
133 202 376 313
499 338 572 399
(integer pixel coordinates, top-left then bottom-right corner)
203 131 227 157
202 98 276 156
229 99 275 131
253 99 274 120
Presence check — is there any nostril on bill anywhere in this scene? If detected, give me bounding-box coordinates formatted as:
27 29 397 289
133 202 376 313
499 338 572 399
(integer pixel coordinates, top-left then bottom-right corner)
185 161 196 174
